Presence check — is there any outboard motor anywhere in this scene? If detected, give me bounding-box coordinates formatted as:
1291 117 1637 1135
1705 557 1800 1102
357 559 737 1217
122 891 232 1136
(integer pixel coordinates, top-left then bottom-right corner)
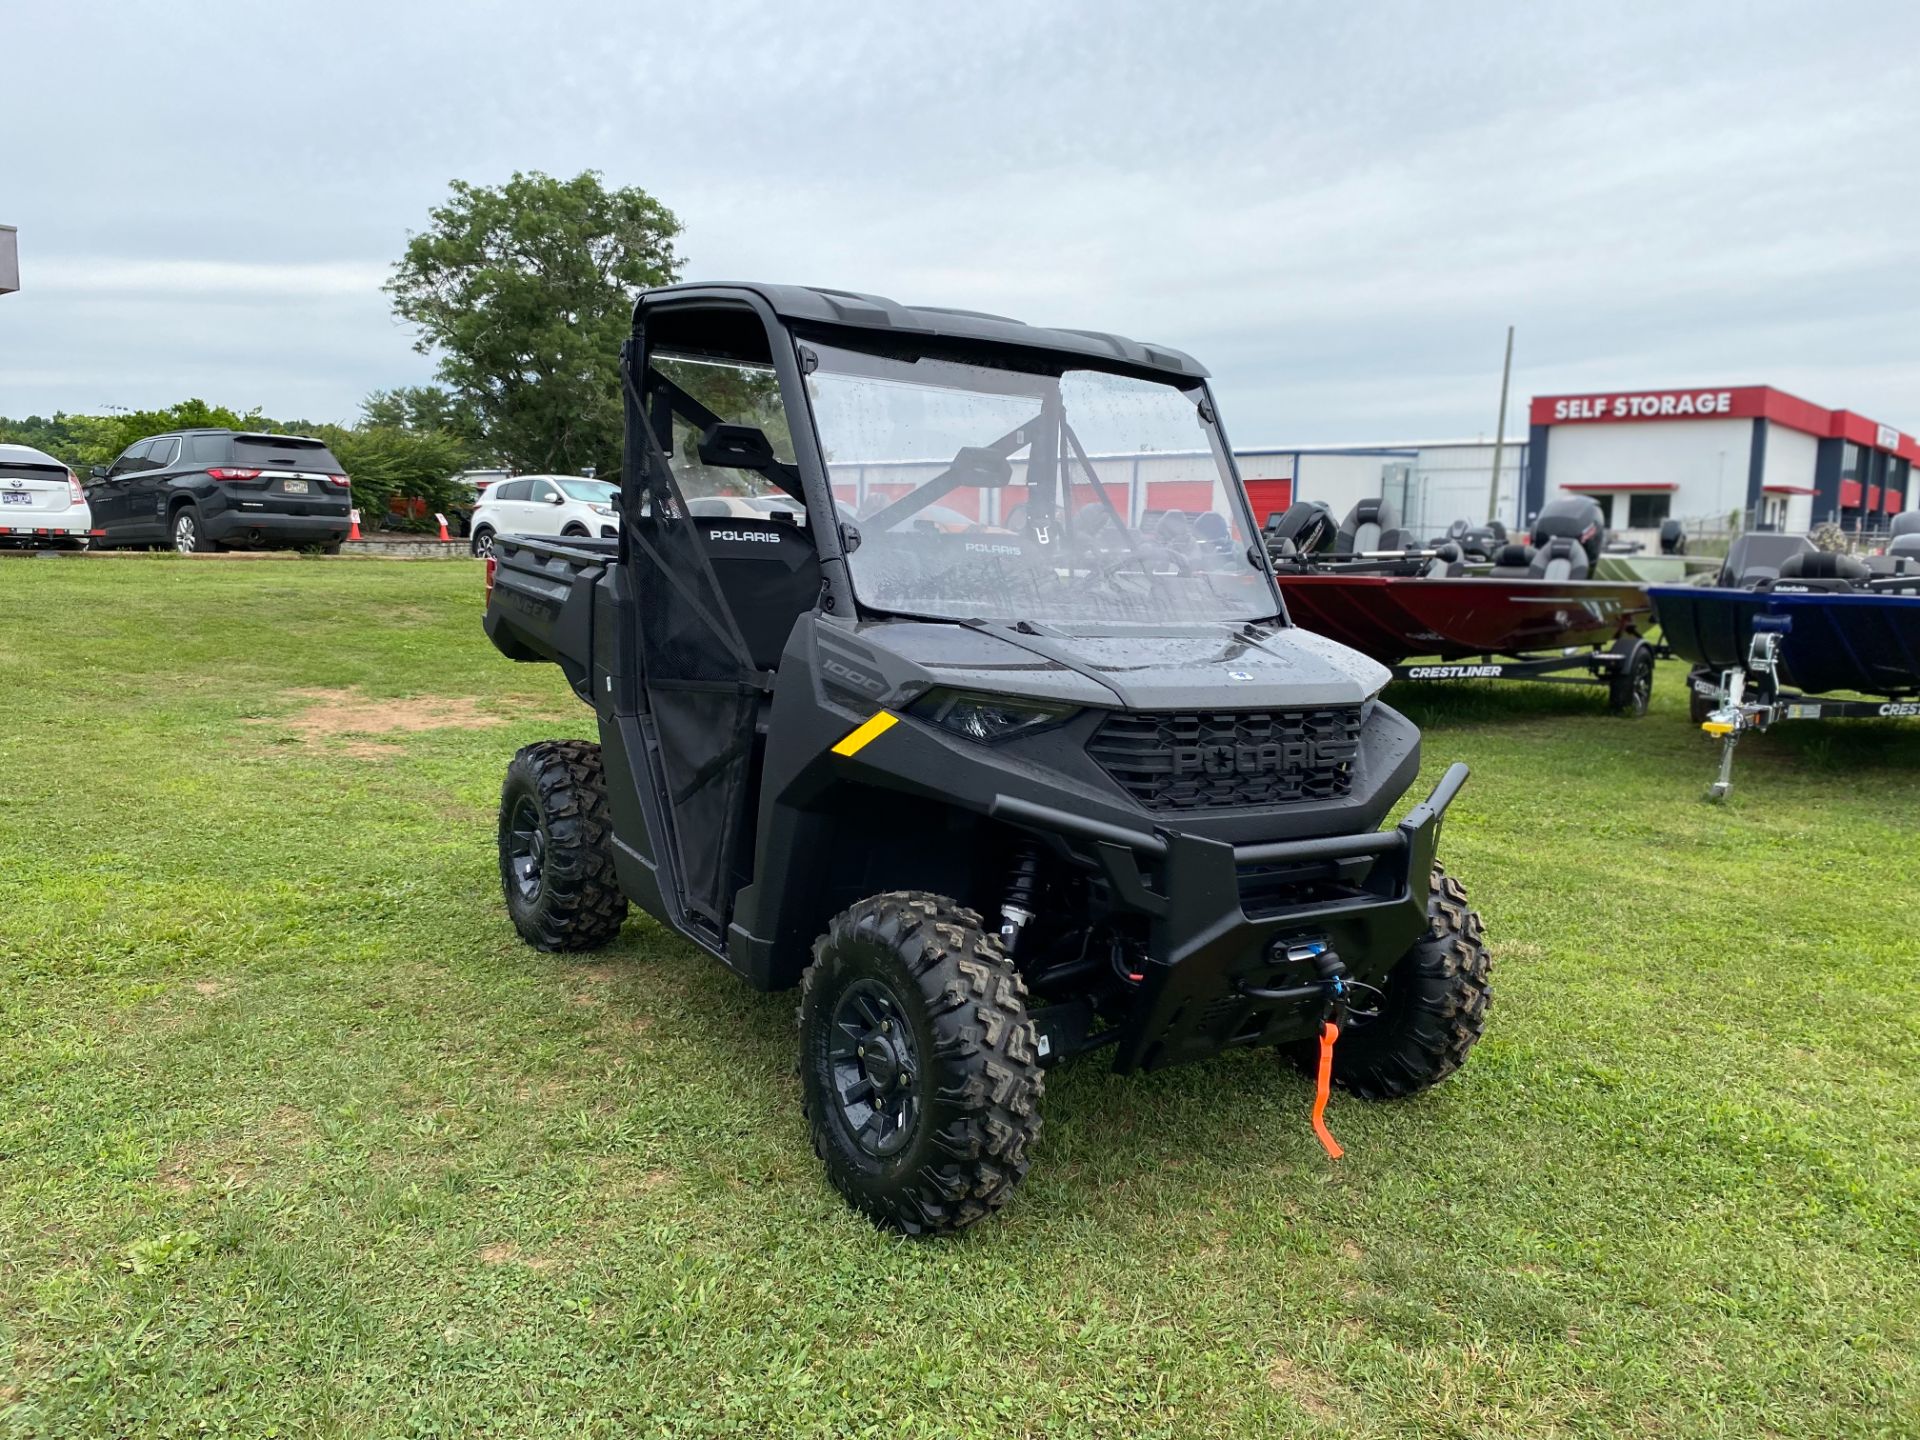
1265 500 1336 557
1659 518 1688 556
1530 497 1607 568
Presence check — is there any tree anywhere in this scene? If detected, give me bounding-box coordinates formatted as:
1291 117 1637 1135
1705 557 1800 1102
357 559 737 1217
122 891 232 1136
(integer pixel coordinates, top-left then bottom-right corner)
359 385 484 451
385 171 682 479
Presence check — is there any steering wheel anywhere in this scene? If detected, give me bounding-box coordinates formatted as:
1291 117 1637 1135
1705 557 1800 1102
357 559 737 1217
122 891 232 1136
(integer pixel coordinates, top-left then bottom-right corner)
1090 543 1192 585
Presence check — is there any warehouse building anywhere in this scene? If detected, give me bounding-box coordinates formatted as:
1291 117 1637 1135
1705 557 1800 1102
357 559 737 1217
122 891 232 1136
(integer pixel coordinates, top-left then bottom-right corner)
1236 440 1528 538
1525 386 1918 542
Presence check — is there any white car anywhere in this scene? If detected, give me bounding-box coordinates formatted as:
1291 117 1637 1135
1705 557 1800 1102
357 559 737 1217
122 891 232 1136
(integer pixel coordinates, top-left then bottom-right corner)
468 474 620 556
0 442 91 549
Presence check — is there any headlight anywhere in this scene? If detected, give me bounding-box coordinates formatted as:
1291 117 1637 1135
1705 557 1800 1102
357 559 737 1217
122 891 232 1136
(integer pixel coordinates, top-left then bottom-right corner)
590 504 615 516
907 688 1078 743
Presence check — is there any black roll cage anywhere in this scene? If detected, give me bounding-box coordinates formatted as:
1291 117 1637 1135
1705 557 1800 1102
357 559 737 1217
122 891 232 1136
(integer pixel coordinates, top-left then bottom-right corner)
620 285 1286 631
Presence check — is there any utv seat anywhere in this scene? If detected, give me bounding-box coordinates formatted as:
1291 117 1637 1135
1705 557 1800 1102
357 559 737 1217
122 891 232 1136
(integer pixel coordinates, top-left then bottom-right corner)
1486 541 1536 578
694 517 822 673
1529 537 1591 581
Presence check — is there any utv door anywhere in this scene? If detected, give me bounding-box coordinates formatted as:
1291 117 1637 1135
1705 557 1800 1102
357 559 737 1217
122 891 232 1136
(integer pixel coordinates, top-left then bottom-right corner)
621 306 816 938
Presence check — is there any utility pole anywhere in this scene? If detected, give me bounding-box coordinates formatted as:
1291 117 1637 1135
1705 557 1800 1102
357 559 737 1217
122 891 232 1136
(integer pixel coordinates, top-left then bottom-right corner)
1487 324 1514 524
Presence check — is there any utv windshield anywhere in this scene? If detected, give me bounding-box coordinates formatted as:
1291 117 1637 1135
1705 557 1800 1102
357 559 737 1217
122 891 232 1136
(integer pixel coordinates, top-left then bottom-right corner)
805 340 1279 627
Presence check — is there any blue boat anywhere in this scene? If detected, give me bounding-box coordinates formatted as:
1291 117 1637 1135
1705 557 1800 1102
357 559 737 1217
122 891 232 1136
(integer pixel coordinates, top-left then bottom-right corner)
1651 585 1920 698
1647 523 1920 797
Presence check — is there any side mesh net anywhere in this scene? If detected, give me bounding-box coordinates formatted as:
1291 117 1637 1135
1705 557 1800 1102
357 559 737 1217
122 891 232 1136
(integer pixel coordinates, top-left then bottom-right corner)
622 351 763 927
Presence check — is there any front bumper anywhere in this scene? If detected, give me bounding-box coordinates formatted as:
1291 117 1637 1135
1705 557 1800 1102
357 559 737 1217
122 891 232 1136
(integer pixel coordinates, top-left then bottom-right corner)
991 762 1468 1072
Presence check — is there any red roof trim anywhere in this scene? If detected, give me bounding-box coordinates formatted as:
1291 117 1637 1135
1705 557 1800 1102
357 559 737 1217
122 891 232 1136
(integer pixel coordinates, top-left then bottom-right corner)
1557 481 1679 493
1533 385 1920 461
1762 484 1815 495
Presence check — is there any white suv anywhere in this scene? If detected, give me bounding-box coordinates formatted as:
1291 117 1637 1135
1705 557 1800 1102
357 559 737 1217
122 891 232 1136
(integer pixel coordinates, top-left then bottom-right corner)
469 474 619 557
1 442 92 549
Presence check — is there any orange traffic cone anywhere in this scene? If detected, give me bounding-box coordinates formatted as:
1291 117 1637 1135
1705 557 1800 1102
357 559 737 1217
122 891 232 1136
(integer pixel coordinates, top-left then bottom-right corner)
435 512 451 543
347 508 362 542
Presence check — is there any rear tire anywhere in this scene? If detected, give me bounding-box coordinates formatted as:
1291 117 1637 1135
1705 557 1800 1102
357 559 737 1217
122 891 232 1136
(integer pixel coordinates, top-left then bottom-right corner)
1607 638 1654 717
1289 864 1490 1100
798 892 1043 1235
471 526 496 559
171 507 214 555
497 741 628 952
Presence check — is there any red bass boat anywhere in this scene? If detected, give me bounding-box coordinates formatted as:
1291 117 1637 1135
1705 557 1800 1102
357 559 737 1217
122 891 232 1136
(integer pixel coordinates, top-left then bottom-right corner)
1265 497 1657 714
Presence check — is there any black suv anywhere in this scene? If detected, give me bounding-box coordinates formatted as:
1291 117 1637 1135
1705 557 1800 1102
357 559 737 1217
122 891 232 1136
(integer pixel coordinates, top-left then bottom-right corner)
87 429 353 553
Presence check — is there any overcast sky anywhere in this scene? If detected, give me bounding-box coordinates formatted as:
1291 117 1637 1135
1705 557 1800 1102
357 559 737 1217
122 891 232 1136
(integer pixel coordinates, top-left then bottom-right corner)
4 0 1917 444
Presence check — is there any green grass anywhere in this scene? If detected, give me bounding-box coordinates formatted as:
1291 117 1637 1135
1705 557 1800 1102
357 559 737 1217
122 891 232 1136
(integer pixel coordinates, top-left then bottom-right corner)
3 556 1918 1439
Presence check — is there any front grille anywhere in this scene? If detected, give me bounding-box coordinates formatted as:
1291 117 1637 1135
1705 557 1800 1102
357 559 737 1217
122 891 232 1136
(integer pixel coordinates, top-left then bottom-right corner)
1088 707 1361 811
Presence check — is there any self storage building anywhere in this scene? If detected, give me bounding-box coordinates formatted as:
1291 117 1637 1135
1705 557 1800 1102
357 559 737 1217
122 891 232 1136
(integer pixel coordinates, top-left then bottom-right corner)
1525 386 1918 542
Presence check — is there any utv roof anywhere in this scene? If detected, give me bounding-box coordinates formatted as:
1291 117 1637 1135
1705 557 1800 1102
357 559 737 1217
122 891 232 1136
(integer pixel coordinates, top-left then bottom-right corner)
637 282 1208 380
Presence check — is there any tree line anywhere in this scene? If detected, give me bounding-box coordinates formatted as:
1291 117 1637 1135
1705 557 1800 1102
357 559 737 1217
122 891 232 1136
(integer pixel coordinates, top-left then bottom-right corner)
0 170 683 529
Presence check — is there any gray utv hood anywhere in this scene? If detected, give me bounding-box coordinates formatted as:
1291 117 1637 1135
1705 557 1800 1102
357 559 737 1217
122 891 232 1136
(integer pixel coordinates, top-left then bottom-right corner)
870 620 1391 711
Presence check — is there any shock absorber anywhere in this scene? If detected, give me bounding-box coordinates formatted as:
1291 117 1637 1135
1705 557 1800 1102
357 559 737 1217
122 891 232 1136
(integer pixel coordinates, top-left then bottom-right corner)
999 843 1042 957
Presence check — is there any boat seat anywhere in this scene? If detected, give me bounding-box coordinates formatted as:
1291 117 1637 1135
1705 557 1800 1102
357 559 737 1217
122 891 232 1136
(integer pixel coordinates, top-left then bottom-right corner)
1487 542 1535 578
1864 533 1920 578
1529 537 1591 581
1891 513 1920 541
1335 498 1407 556
1769 551 1869 592
1721 533 1814 587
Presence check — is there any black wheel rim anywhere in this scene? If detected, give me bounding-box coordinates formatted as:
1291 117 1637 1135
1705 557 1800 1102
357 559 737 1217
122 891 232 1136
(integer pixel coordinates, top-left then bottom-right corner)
505 795 546 903
828 978 921 1158
1633 660 1652 712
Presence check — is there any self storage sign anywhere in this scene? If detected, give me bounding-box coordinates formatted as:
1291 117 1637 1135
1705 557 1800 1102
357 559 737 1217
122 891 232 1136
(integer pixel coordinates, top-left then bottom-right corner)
1549 391 1736 421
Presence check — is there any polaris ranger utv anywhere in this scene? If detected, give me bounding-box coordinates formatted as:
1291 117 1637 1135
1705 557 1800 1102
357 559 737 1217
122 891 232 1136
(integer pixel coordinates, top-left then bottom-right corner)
483 283 1491 1233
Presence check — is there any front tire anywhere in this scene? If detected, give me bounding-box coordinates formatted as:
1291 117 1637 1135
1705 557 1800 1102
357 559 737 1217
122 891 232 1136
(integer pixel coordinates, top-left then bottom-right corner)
497 741 628 952
1291 864 1490 1100
799 893 1044 1235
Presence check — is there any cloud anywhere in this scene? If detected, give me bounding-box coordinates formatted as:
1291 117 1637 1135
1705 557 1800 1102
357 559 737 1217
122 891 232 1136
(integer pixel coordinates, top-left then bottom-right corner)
4 0 1917 435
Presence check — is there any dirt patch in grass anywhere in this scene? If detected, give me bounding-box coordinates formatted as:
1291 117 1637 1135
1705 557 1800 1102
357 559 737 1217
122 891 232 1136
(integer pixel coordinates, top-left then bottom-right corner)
251 687 506 755
1265 1353 1342 1420
478 1242 559 1272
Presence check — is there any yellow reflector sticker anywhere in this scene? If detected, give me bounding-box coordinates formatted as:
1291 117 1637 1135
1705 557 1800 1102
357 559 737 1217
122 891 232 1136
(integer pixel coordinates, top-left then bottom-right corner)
1702 722 1734 736
832 711 899 757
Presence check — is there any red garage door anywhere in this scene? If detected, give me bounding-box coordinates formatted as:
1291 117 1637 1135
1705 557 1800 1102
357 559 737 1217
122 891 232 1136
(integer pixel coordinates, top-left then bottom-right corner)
1244 478 1294 527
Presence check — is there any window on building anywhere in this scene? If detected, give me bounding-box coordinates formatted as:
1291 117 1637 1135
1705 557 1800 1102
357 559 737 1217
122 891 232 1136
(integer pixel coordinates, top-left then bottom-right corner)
1626 492 1671 528
1840 443 1863 480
